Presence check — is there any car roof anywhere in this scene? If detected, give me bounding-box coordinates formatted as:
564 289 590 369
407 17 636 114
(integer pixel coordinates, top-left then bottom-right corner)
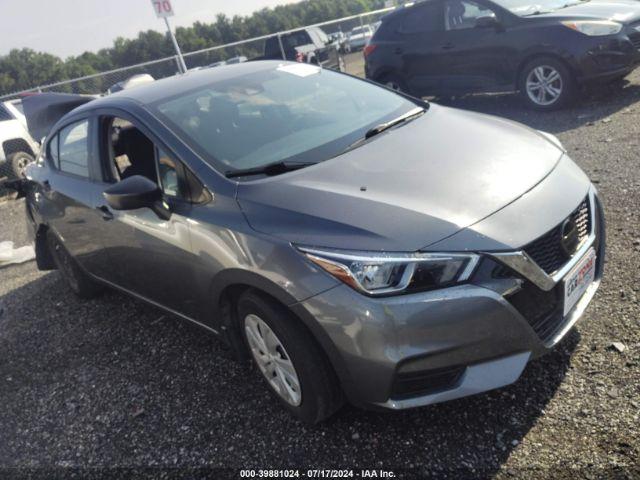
74 60 285 113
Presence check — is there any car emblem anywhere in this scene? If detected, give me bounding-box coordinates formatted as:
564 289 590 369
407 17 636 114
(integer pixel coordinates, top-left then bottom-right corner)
560 217 580 257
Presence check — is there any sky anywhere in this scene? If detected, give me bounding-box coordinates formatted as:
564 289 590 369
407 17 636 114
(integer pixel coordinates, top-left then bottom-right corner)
1 0 300 58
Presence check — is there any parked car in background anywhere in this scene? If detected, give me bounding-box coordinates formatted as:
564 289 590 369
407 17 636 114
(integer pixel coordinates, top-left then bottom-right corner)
347 25 374 51
328 31 349 53
0 99 39 178
107 74 155 95
365 0 640 110
261 27 345 71
18 61 604 423
226 56 248 64
208 57 248 68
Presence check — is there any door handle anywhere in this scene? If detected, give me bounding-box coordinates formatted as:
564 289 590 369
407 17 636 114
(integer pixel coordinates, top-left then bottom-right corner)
441 42 455 50
97 205 114 221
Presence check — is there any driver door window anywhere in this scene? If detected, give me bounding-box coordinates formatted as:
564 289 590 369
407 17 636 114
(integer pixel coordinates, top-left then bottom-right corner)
104 117 189 201
444 0 496 30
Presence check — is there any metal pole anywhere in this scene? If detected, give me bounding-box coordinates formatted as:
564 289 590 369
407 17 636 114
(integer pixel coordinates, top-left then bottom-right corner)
359 13 365 31
164 17 187 73
277 34 286 60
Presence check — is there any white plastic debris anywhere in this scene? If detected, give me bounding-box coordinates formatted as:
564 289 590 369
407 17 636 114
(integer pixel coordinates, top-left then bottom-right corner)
0 241 35 267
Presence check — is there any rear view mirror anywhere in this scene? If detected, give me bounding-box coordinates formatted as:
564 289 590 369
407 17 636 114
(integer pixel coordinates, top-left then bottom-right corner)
475 15 500 29
103 175 171 220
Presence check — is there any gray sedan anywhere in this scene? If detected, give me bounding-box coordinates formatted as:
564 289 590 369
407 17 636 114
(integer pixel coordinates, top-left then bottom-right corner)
20 61 604 423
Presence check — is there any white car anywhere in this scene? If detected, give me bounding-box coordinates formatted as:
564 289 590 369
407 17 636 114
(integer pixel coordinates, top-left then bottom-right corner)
0 99 39 179
347 25 374 52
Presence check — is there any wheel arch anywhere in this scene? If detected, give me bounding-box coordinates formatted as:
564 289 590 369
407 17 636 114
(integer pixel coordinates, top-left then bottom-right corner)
211 270 353 396
2 138 35 158
34 223 56 271
515 52 576 89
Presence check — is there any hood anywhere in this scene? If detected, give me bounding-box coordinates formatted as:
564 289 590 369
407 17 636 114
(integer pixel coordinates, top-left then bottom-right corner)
533 0 640 23
237 104 563 252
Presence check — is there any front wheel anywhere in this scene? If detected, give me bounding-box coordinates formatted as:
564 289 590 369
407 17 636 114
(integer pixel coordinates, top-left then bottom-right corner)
519 57 575 111
238 291 343 423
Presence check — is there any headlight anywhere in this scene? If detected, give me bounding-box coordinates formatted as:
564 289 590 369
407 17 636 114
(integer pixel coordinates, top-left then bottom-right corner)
298 247 480 296
561 20 622 36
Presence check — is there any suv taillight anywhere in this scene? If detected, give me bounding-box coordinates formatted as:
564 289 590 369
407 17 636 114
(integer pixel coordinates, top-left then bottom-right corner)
363 44 377 58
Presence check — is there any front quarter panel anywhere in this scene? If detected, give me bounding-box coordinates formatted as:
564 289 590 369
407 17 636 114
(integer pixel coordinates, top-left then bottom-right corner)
183 192 340 330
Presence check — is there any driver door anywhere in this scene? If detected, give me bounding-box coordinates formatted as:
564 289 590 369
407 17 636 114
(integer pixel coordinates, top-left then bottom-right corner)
92 117 201 319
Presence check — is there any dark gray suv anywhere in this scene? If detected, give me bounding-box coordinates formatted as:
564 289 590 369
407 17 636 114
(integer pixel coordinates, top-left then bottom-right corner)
20 61 604 423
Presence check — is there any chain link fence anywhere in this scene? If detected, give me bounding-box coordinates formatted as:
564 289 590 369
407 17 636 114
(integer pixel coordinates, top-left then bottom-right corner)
0 8 394 101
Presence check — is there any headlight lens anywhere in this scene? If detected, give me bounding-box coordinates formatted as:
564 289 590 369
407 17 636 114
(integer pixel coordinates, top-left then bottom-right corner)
561 20 622 36
298 247 480 296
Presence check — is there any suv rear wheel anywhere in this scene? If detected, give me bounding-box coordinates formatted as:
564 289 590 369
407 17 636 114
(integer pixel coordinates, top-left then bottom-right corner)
237 291 343 423
9 151 34 178
380 74 412 96
519 57 575 111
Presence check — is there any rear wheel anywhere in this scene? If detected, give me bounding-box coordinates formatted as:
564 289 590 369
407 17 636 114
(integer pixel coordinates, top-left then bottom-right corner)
238 291 343 423
47 231 103 299
9 151 34 178
380 74 412 96
519 57 575 111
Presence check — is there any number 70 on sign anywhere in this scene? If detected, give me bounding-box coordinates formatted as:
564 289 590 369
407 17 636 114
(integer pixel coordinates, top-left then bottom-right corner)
151 0 175 18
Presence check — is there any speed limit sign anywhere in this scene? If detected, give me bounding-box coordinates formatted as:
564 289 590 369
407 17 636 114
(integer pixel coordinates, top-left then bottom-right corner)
150 0 175 18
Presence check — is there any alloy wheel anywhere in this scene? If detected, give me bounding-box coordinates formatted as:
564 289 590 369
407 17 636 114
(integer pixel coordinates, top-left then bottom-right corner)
386 80 402 92
12 154 32 178
244 313 302 406
526 65 563 106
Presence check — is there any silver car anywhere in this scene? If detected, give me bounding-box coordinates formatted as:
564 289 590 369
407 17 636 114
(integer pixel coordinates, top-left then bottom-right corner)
21 62 604 423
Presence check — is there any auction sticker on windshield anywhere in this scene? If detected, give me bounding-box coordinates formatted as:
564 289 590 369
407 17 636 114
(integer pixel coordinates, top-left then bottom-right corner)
277 64 321 77
564 248 596 316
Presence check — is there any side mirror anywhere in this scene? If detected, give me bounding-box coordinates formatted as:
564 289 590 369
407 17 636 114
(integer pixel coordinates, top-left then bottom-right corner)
475 15 500 29
103 175 171 220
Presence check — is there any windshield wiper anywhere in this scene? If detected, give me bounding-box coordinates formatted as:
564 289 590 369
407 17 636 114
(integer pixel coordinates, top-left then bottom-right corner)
225 161 316 178
338 107 427 157
364 107 426 140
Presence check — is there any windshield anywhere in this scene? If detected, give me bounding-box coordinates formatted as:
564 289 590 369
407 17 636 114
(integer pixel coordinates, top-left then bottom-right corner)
492 0 585 15
153 64 419 177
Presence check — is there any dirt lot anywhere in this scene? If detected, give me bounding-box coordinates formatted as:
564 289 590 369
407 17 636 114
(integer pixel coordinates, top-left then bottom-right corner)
0 68 639 479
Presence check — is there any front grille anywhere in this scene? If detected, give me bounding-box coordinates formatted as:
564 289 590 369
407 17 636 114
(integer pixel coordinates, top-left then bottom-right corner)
507 281 564 342
523 198 591 275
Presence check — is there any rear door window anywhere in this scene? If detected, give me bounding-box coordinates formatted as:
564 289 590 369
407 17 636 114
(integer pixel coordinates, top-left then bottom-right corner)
399 3 444 33
445 0 496 30
0 105 13 122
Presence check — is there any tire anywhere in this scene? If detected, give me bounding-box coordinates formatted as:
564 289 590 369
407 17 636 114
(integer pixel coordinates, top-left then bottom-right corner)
9 151 34 178
47 230 103 299
237 291 343 423
380 73 412 96
519 57 575 111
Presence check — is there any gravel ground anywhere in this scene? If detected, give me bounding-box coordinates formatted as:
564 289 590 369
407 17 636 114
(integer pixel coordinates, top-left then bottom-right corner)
0 71 639 479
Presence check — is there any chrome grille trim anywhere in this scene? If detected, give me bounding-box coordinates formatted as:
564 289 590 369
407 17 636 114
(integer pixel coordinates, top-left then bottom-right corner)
486 189 597 291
